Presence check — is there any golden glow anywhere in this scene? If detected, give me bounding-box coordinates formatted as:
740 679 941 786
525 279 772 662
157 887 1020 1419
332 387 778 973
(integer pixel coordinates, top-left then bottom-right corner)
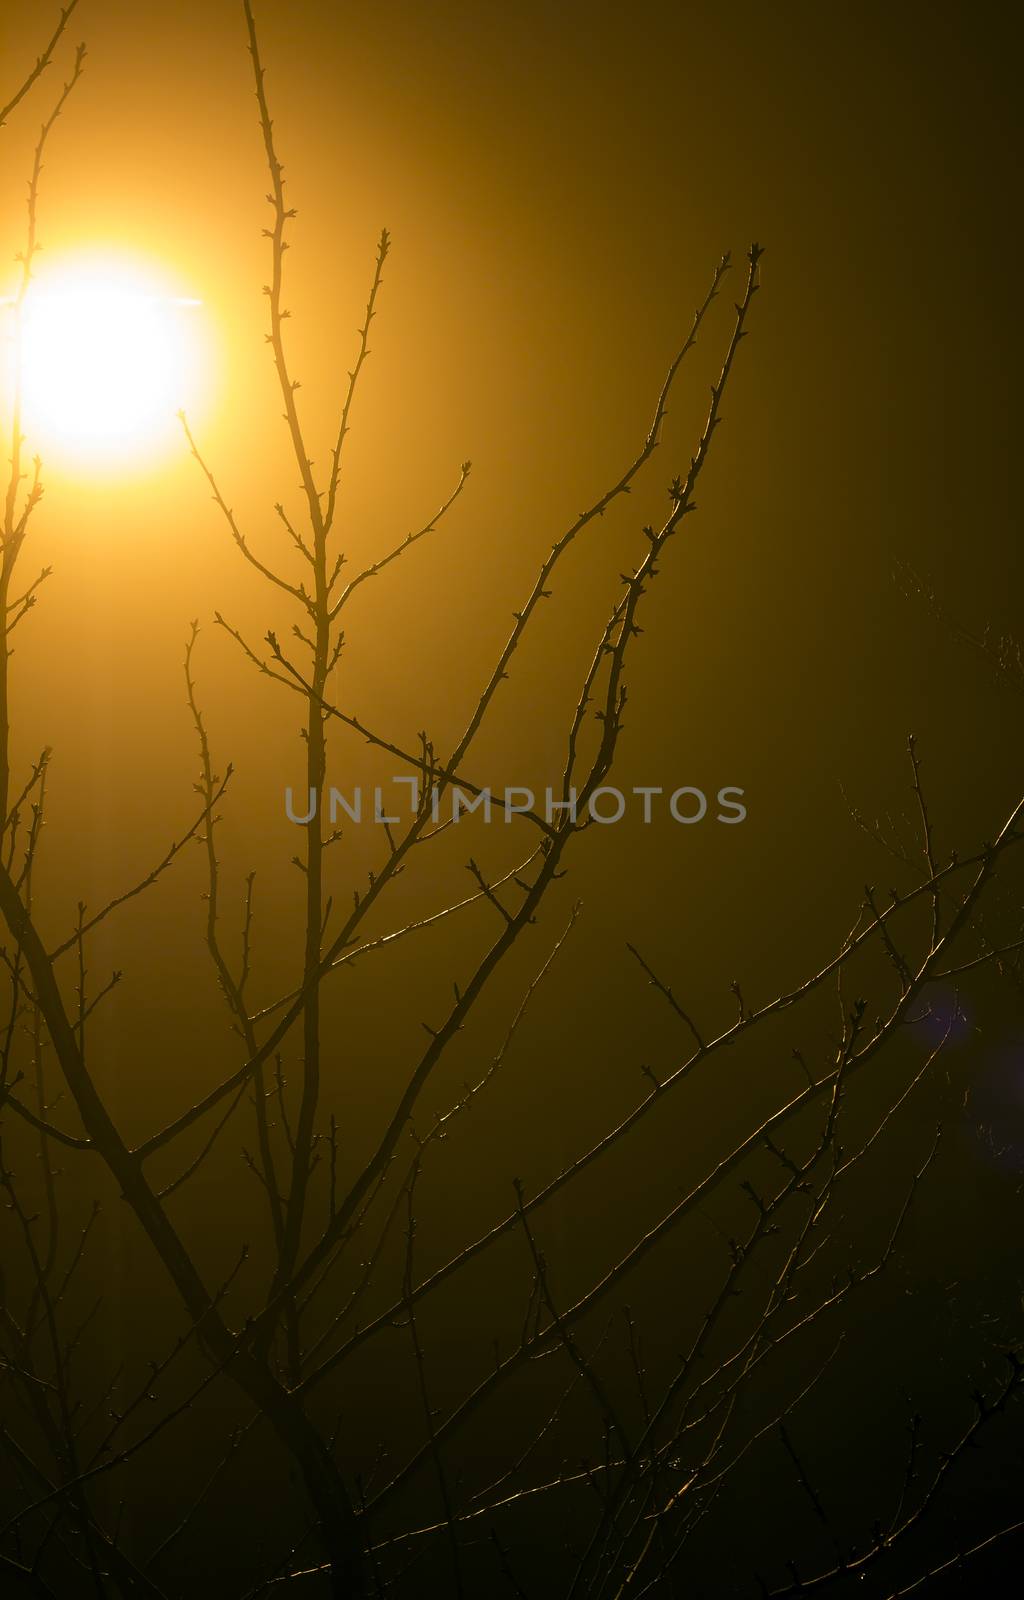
4 254 208 474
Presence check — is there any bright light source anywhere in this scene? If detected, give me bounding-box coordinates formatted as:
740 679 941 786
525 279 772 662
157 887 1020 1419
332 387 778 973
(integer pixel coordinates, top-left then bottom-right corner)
3 255 207 473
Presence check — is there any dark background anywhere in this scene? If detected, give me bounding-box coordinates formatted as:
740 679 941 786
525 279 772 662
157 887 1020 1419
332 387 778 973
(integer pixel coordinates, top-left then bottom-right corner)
0 1 1022 1593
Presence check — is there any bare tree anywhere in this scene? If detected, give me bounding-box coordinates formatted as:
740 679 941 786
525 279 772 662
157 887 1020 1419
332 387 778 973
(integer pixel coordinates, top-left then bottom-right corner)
0 5 1021 1597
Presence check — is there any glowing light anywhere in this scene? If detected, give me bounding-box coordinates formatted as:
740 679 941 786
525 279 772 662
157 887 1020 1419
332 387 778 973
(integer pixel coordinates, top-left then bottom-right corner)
2 255 207 473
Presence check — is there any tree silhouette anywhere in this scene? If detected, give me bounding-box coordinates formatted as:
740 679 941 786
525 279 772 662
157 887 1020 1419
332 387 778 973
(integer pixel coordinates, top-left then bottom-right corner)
1 5 1021 1597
